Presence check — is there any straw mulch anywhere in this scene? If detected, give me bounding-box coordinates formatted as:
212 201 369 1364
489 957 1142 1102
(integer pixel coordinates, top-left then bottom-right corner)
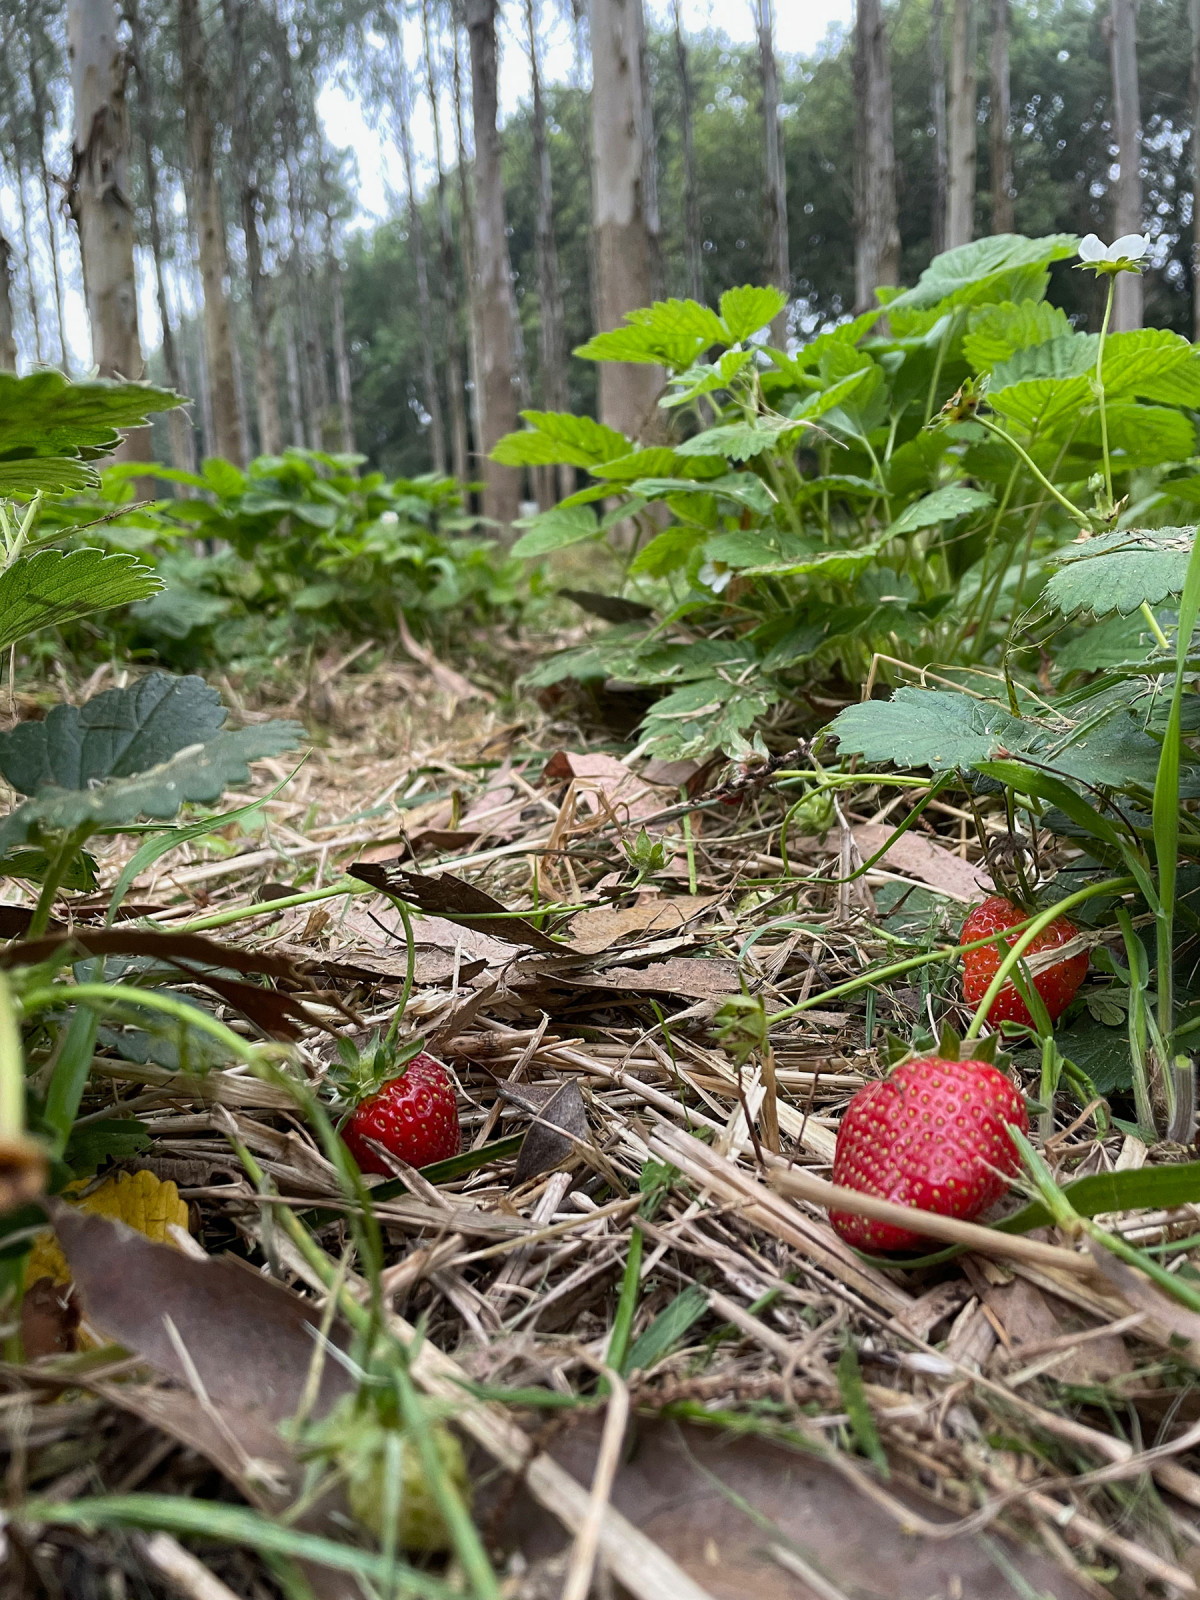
5 660 1200 1600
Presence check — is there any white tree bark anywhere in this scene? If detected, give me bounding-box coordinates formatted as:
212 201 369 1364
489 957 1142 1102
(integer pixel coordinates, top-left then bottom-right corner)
178 0 244 464
525 0 572 503
66 0 150 460
755 0 789 344
946 0 977 249
929 0 948 255
590 0 660 440
1107 0 1144 330
423 0 470 485
853 0 901 311
391 31 446 475
463 0 521 527
989 0 1013 233
672 0 702 301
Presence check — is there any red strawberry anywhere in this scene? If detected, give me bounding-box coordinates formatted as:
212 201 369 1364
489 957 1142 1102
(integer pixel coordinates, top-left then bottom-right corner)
342 1052 460 1176
961 895 1088 1026
829 1054 1028 1251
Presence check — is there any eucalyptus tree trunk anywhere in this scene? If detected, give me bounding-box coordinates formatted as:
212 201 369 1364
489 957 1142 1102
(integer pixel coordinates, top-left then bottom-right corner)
223 0 282 458
636 0 663 301
284 310 305 448
1107 0 1144 330
853 0 901 311
391 31 446 475
15 166 43 365
463 0 521 527
423 0 469 485
989 0 1014 233
451 17 484 472
754 0 789 344
178 0 244 464
1192 0 1200 340
243 184 283 457
671 0 702 302
0 238 17 373
524 0 571 502
328 251 355 456
929 0 948 255
28 53 67 368
66 0 150 460
128 0 196 472
590 0 660 440
946 0 977 249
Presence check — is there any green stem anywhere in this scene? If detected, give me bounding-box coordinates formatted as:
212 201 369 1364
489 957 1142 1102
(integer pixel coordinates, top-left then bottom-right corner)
167 878 368 934
1141 601 1170 652
20 983 265 1068
29 828 90 938
382 898 416 1051
973 417 1089 525
1096 274 1117 510
0 972 25 1143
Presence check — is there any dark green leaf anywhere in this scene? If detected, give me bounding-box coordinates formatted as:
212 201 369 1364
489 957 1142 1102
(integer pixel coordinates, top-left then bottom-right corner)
0 548 162 653
1045 527 1194 617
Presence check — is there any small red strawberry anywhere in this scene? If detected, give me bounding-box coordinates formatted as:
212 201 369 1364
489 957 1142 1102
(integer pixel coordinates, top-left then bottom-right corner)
829 1054 1028 1251
961 895 1088 1027
342 1051 460 1176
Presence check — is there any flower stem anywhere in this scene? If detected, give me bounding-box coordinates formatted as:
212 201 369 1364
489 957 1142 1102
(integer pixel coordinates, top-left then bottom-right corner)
973 417 1088 525
1096 273 1117 511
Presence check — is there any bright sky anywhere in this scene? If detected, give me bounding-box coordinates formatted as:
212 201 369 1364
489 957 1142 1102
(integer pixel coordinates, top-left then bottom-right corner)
320 0 855 225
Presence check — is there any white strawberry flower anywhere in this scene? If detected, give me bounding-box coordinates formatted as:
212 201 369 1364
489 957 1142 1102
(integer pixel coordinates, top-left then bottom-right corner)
698 559 733 594
1077 232 1150 274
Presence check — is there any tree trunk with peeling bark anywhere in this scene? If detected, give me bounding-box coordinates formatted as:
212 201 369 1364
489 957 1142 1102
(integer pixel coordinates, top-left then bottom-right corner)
328 251 355 456
391 31 446 476
223 0 282 458
929 0 948 256
178 0 244 464
423 0 470 485
525 0 571 503
463 0 521 527
590 0 660 440
66 0 150 461
451 17 484 475
853 0 901 311
672 0 702 302
1107 0 1144 330
946 0 977 249
128 0 195 472
989 0 1013 233
0 238 17 373
755 0 789 344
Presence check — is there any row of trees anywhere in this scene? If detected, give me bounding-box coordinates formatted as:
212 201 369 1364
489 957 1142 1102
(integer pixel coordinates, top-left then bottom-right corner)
0 2 1197 518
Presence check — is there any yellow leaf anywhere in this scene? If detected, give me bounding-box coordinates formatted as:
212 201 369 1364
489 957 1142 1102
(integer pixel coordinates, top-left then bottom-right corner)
26 1171 189 1289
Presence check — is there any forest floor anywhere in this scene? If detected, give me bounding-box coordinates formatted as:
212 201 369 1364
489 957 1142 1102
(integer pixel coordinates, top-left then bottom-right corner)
6 649 1200 1600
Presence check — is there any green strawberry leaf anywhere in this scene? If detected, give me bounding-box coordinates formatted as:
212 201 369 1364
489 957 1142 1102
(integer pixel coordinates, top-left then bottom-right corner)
0 548 163 653
1045 527 1194 617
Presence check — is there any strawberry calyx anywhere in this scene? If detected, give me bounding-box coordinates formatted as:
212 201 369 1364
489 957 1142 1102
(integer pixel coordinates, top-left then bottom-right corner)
329 1032 428 1112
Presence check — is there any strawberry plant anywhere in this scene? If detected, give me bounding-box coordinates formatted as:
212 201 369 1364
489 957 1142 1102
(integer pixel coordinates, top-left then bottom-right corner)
499 234 1200 766
43 448 527 673
830 235 1200 1146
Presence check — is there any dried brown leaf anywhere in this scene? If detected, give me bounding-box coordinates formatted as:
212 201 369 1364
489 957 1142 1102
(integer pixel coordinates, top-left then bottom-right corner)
852 824 987 904
507 1080 590 1184
348 861 563 952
